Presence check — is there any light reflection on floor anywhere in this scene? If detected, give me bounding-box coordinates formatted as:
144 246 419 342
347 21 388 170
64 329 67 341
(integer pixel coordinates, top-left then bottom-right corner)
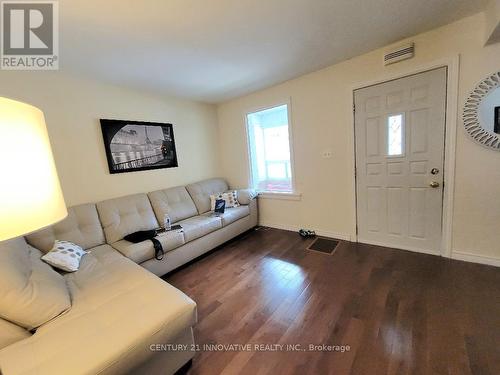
260 257 307 296
380 323 407 361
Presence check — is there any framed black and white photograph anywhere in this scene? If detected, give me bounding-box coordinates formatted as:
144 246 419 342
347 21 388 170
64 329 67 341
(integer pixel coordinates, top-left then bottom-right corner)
100 119 178 174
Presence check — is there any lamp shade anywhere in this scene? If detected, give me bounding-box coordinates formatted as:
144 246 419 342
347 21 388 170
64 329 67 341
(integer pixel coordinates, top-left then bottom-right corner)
0 97 67 241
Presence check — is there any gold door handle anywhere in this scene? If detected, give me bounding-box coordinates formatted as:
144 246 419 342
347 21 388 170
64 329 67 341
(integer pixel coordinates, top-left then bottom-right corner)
429 181 440 188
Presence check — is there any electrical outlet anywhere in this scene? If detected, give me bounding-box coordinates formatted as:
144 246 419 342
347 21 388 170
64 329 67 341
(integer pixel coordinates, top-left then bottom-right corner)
322 150 333 159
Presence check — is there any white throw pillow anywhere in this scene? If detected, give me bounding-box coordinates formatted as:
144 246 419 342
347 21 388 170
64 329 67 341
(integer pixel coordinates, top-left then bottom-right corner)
210 191 240 210
41 240 87 272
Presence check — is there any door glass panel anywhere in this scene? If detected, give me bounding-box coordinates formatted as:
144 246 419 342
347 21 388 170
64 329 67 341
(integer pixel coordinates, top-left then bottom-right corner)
387 114 404 156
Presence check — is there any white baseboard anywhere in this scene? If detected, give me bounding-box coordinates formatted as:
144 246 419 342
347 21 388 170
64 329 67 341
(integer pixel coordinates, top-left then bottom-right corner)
259 221 499 268
258 221 352 241
451 251 500 268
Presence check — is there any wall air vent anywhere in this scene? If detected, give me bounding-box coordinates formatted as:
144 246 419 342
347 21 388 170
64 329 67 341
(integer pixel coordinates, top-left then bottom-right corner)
383 43 415 66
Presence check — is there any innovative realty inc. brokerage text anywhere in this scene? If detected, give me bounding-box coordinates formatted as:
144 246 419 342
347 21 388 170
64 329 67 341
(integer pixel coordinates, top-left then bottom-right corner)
150 343 351 353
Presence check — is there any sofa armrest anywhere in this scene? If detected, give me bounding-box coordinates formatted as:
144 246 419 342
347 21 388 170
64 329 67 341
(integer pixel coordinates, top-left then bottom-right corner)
236 189 258 205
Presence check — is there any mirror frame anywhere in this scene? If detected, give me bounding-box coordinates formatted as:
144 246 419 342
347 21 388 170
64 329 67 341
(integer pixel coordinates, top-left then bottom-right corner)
463 71 500 150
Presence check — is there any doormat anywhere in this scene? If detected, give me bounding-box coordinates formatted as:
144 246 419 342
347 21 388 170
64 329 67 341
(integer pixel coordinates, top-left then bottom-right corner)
307 237 340 255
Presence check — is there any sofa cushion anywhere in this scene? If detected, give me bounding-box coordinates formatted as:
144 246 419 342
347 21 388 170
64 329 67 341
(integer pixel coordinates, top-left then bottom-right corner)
112 230 185 264
177 215 222 242
186 178 229 214
26 203 105 252
0 237 71 330
148 186 198 224
0 318 31 350
236 188 258 205
204 206 250 226
0 244 197 375
97 193 159 244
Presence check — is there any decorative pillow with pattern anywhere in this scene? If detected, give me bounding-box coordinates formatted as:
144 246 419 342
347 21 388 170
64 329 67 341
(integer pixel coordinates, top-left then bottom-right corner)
210 191 240 211
41 240 88 272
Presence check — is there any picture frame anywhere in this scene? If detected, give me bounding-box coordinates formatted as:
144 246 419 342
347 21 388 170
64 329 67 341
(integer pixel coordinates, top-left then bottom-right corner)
495 106 500 134
100 119 178 174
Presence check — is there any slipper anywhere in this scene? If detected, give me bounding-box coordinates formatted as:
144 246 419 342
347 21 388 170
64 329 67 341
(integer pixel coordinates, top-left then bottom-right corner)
299 229 309 238
299 229 316 238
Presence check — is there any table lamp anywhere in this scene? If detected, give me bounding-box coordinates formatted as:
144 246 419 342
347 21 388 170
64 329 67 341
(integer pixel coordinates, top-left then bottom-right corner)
0 97 67 241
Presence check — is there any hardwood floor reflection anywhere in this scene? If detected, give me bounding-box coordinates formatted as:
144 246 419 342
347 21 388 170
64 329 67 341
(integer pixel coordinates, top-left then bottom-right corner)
165 227 500 375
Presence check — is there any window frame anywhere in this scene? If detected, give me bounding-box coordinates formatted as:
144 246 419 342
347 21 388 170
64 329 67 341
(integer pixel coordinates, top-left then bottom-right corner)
244 99 298 197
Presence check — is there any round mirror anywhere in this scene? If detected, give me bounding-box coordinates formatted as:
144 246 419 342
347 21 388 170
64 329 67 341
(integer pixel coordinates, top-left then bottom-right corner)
463 71 500 150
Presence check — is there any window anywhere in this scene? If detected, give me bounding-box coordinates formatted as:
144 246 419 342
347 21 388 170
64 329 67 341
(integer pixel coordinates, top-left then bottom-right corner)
387 113 404 156
246 104 294 193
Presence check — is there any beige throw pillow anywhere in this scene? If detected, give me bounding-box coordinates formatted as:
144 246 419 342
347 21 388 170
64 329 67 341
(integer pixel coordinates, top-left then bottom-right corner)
0 238 71 330
210 191 240 211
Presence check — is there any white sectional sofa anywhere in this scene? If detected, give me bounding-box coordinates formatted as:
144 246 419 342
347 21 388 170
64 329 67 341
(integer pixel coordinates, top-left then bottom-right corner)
0 178 258 375
96 178 258 276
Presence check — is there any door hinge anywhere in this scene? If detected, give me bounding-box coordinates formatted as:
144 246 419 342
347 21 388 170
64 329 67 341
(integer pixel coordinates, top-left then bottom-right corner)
353 103 356 113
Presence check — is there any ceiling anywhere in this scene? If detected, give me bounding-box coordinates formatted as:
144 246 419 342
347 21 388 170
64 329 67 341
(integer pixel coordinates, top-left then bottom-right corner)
60 0 487 103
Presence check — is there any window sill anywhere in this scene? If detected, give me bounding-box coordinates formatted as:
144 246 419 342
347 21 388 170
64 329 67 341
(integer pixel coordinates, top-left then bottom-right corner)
257 192 302 201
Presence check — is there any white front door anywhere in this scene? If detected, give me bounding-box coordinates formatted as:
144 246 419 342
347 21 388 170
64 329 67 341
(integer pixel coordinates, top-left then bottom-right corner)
354 67 447 255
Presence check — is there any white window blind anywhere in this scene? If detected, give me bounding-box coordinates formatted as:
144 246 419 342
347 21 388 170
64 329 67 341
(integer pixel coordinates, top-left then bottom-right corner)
246 104 294 193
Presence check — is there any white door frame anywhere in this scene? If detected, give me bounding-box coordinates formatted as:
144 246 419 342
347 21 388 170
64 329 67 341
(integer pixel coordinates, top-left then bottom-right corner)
349 56 460 258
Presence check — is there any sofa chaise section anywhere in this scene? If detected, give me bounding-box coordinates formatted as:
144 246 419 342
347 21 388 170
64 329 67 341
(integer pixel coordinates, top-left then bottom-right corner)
9 203 198 375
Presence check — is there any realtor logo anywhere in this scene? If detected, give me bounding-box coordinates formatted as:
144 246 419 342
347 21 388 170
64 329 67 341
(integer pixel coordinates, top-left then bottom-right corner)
1 1 58 70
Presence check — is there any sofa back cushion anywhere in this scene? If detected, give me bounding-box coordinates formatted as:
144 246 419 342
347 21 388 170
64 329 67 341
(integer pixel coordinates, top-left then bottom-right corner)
0 237 71 330
148 186 198 224
26 203 105 252
185 178 229 214
96 194 159 244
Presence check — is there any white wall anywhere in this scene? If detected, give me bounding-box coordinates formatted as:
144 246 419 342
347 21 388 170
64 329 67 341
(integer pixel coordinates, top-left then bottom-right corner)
0 72 221 206
217 13 500 263
485 0 500 44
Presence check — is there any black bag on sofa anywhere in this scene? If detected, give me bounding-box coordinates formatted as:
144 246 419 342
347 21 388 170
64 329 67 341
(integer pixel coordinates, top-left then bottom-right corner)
124 230 164 260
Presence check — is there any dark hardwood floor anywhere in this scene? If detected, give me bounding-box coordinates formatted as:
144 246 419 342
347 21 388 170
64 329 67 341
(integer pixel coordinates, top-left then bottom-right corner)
165 227 500 375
